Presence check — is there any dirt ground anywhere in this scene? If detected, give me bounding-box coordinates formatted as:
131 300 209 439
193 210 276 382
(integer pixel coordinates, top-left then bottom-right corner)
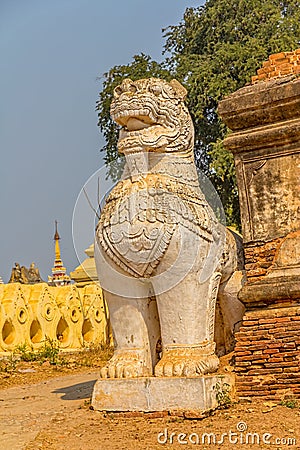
27 400 300 450
0 348 299 450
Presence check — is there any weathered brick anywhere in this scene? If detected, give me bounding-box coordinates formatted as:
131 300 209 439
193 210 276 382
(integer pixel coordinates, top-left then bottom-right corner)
238 326 259 334
282 357 294 362
269 327 287 334
277 373 300 379
283 367 300 373
267 357 284 363
247 368 283 375
252 354 268 360
280 336 299 343
242 320 258 326
237 361 252 367
236 376 254 382
236 382 257 388
282 343 296 348
264 362 285 368
257 67 268 76
246 343 271 350
235 355 254 361
263 349 279 354
235 351 252 356
237 390 271 396
236 336 254 342
281 351 300 357
273 332 297 339
259 317 290 324
284 322 300 329
279 66 294 75
254 359 269 364
269 52 286 60
267 343 283 349
280 361 299 367
262 60 271 68
234 347 250 353
258 324 274 331
251 330 270 337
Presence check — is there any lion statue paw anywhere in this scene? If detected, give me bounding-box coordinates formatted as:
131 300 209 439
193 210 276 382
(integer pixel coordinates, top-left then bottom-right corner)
154 345 220 377
100 349 151 379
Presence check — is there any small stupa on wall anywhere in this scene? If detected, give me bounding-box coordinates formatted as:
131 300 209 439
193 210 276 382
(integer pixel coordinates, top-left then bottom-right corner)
70 243 98 287
48 221 71 287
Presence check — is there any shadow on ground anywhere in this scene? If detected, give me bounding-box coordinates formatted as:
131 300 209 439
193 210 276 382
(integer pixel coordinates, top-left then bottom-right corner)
53 379 97 400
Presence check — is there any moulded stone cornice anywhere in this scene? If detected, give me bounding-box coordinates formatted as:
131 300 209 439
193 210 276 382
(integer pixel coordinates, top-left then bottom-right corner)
223 118 300 154
238 275 300 306
218 76 300 131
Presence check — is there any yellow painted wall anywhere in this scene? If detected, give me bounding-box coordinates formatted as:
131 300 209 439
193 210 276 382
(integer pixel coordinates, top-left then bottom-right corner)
0 282 110 352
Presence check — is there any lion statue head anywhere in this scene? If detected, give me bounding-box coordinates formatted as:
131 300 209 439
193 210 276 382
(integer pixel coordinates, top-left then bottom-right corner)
110 77 194 156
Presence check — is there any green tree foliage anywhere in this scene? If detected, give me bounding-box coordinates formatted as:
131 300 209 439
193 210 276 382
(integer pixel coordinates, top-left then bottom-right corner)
96 0 300 226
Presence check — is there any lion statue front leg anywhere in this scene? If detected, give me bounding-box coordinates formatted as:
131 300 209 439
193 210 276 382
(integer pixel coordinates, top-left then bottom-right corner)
153 278 221 377
151 226 222 377
98 289 161 379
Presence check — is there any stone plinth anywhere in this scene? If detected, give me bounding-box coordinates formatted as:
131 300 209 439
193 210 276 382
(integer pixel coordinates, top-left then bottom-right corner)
218 53 300 399
91 375 233 412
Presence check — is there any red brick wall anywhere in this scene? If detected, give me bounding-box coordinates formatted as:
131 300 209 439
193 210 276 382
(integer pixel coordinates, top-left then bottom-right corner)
235 307 300 399
244 238 283 282
252 50 300 83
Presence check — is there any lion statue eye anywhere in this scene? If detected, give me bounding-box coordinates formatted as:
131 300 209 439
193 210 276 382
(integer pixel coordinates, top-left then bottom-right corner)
114 86 123 98
114 79 137 98
150 84 162 96
128 84 137 93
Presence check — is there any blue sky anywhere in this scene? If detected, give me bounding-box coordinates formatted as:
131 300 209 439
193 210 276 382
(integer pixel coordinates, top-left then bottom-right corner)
0 0 201 282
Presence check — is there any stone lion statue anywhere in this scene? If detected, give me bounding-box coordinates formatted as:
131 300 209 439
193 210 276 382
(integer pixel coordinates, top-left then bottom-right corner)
95 77 245 378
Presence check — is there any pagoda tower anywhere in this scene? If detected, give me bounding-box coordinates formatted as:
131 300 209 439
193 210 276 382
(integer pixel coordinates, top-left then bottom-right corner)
48 221 71 286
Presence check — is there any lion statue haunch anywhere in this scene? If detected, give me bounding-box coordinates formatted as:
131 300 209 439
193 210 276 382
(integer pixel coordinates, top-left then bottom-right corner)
95 77 245 378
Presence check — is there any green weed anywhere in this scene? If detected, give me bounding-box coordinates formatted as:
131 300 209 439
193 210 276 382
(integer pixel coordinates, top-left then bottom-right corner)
15 337 65 366
0 353 18 373
213 381 232 409
280 398 298 409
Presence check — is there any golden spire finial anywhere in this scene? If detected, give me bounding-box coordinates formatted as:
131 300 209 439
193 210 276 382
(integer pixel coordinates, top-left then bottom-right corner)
54 220 60 241
54 220 61 260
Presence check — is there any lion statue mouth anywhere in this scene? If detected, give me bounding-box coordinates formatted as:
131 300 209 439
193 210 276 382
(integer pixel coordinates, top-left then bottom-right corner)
114 112 156 131
117 114 162 142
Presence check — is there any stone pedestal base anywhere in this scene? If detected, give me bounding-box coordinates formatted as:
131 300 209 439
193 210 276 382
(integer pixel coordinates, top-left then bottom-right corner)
91 375 234 412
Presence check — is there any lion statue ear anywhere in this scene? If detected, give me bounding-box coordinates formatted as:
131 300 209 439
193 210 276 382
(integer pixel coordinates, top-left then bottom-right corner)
169 79 187 100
